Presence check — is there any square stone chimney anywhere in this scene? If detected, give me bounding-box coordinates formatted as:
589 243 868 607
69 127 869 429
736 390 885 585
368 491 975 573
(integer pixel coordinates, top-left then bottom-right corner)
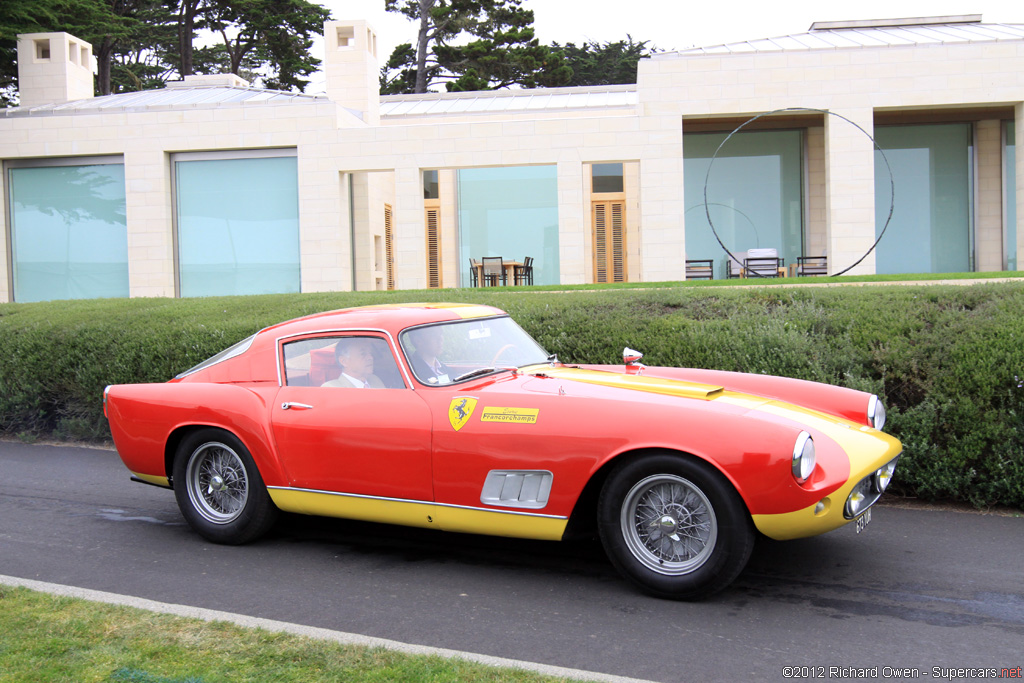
323 20 380 124
17 32 95 107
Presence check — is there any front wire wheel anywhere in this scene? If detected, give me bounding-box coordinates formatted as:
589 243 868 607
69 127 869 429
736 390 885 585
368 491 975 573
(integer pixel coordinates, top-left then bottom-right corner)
598 453 754 600
173 428 277 545
620 474 718 575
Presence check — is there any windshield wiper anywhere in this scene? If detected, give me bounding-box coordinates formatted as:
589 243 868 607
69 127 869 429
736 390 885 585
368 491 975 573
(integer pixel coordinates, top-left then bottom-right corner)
452 366 516 382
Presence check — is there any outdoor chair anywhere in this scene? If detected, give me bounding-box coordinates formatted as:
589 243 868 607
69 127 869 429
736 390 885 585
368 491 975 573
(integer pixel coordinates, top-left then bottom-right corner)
481 256 506 286
468 258 481 287
685 259 714 280
514 256 534 286
744 248 783 278
725 251 747 278
796 255 828 276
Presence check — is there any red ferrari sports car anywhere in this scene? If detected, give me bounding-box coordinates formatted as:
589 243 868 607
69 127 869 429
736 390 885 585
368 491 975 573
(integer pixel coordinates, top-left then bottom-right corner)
104 303 901 599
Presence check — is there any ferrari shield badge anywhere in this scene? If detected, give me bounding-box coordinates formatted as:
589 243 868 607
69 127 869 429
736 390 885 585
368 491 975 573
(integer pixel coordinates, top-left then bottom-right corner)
448 397 478 431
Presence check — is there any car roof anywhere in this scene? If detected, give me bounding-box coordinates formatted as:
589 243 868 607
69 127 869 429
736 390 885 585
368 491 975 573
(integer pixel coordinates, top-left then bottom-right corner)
260 302 506 340
177 303 507 382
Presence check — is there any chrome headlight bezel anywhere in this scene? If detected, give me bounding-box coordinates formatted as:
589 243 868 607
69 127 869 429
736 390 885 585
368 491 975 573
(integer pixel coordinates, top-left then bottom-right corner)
792 431 815 484
868 394 886 431
845 455 900 519
873 457 898 494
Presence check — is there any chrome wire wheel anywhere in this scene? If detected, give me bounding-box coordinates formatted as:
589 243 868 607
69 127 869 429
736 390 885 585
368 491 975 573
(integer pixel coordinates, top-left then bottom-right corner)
185 441 249 525
620 474 718 576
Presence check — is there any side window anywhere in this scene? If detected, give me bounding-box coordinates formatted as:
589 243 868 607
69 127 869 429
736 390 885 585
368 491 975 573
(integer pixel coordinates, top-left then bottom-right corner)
282 336 404 388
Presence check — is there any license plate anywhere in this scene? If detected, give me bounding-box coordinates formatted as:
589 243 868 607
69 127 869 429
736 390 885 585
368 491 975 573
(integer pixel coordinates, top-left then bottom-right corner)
855 508 872 534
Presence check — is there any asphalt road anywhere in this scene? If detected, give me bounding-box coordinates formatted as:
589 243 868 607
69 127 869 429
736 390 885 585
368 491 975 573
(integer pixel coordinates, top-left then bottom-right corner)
2 441 1022 682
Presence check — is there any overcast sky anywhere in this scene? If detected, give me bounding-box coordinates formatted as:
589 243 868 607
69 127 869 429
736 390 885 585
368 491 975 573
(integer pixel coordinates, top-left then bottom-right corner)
310 0 1020 91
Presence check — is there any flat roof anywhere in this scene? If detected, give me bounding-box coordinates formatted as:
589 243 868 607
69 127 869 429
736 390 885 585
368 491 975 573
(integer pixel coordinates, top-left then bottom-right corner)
668 17 1024 56
2 84 332 118
380 84 637 119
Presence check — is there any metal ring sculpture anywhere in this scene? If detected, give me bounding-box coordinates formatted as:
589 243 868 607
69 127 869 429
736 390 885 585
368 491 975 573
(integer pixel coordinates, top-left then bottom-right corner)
702 107 895 277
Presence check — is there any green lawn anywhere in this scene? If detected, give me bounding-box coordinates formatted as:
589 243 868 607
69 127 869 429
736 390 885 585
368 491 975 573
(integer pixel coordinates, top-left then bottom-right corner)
0 585 586 683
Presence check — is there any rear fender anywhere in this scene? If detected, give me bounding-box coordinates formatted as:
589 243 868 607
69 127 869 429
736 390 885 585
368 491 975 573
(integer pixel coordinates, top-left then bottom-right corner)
105 382 287 487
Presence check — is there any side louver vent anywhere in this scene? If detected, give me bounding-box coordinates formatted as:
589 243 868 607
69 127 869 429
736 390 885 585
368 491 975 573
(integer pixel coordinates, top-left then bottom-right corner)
480 470 553 509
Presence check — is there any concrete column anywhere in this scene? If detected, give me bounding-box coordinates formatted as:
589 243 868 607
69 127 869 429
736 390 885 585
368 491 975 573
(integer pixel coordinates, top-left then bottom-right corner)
636 113 685 283
393 166 425 290
556 160 586 285
824 107 876 275
975 120 1003 272
438 169 459 286
1016 103 1024 271
805 127 827 257
124 150 175 297
0 174 9 302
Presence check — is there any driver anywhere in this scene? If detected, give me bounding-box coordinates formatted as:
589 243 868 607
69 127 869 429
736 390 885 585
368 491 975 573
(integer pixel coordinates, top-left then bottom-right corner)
407 326 451 385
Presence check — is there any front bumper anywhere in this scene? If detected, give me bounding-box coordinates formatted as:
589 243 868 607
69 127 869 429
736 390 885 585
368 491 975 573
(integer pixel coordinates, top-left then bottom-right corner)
752 451 902 541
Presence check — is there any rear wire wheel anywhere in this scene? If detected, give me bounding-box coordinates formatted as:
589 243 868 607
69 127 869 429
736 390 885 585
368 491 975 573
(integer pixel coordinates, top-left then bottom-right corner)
598 453 754 600
173 428 277 544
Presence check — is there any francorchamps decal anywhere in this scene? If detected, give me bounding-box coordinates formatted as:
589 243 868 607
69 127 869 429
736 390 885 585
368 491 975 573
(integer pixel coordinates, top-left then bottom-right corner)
449 397 478 431
480 407 539 424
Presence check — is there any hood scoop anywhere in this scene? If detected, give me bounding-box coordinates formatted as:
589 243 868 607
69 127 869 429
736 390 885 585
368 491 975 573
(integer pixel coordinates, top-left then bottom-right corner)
534 366 724 400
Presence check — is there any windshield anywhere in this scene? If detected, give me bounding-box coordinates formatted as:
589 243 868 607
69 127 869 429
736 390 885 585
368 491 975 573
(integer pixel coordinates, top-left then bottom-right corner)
399 316 549 386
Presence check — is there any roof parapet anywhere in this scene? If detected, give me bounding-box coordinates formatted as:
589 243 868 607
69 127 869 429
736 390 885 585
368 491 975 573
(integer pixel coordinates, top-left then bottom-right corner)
810 15 982 31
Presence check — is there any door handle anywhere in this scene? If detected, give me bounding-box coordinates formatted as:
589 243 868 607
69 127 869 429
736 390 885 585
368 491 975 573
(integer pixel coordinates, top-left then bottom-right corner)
281 402 314 410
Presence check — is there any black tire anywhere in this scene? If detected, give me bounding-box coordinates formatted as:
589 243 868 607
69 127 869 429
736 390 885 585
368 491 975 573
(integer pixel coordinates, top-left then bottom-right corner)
172 428 278 544
597 453 755 600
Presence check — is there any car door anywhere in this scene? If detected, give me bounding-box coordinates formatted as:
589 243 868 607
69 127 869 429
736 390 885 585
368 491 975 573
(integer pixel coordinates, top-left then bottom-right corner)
270 333 433 501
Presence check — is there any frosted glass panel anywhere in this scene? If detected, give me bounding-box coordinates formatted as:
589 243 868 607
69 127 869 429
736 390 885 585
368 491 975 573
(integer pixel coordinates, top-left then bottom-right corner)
874 124 971 274
457 166 559 285
176 155 300 297
1007 122 1017 271
684 131 804 279
9 163 128 302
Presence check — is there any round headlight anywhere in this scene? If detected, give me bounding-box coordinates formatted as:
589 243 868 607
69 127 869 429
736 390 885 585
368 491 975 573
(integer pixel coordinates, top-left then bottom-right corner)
873 458 897 493
846 489 867 517
868 395 886 431
792 431 815 483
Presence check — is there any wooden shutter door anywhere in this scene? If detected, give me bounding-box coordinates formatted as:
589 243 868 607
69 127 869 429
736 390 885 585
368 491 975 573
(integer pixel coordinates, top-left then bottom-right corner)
424 203 441 288
592 200 626 283
384 204 395 290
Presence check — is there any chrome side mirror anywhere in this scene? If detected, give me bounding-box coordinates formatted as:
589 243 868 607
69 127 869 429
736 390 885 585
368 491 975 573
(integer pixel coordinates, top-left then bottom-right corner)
623 347 645 366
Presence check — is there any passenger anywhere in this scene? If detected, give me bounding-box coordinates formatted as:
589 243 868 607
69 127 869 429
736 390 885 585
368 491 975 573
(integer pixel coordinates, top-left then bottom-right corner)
322 338 385 388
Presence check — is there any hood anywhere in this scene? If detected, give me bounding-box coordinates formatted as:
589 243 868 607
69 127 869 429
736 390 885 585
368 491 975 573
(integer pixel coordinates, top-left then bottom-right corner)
528 365 724 400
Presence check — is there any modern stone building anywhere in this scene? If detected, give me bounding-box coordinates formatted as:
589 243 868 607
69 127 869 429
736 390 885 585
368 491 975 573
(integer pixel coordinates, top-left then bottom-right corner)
2 15 1022 302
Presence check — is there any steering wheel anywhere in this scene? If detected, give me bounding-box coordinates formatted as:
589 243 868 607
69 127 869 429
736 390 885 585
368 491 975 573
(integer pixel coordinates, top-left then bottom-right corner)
491 344 518 366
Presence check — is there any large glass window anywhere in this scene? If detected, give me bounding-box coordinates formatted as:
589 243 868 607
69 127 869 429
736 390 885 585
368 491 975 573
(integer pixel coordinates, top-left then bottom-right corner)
174 151 299 297
7 159 128 302
457 166 559 286
684 131 804 279
873 124 972 274
1006 121 1017 271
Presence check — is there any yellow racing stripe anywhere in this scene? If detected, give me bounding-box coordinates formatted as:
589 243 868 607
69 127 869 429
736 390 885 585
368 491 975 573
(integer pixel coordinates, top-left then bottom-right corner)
267 487 568 541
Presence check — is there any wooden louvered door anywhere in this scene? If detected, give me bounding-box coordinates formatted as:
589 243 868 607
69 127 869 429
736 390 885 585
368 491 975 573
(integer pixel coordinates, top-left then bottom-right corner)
424 201 441 288
384 204 395 290
592 199 626 283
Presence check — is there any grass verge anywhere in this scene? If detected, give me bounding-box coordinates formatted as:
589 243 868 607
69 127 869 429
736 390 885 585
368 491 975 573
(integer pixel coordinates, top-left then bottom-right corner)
0 585 584 683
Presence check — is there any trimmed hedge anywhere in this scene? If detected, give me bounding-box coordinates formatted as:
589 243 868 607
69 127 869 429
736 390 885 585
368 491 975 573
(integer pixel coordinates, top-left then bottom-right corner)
1 283 1022 509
